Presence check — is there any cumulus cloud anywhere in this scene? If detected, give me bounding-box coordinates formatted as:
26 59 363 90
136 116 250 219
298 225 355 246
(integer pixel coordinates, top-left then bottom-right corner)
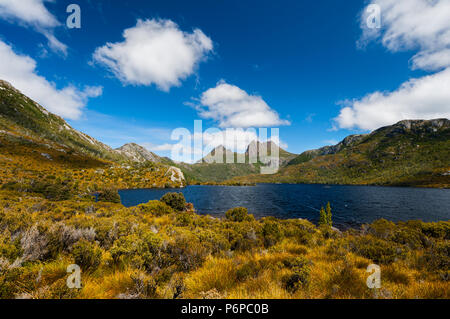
195 81 290 128
0 0 67 55
335 68 450 131
93 19 213 91
0 40 102 119
336 0 450 131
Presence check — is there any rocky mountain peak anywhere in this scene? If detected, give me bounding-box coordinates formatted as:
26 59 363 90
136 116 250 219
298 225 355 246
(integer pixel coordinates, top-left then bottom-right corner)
115 143 161 163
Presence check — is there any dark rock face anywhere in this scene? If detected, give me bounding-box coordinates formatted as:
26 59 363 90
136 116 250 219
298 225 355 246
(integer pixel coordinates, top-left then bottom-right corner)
376 119 450 138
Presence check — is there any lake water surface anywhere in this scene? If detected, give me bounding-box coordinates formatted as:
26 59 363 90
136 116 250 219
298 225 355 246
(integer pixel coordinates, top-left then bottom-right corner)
119 184 450 229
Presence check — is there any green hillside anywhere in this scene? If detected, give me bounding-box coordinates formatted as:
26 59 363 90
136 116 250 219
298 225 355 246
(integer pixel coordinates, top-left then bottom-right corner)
0 80 125 162
229 119 450 188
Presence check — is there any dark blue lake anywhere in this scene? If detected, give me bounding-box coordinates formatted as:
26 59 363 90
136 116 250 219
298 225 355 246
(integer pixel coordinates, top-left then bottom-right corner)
119 184 450 229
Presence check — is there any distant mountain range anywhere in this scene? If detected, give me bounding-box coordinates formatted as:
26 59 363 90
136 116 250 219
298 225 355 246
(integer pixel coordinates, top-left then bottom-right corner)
1 79 448 188
229 118 450 188
177 140 297 183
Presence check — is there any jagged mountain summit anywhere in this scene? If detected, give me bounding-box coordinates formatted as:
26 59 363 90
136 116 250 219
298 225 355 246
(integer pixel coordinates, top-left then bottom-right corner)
231 118 450 188
199 141 297 165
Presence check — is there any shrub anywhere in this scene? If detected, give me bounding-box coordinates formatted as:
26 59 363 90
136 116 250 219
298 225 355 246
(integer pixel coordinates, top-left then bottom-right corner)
421 241 450 274
282 256 311 292
197 230 231 254
20 224 50 262
160 193 186 211
421 221 450 240
225 207 253 222
326 261 369 298
176 212 193 226
72 240 102 271
166 233 208 271
138 200 174 216
125 270 158 299
346 236 402 264
97 188 121 203
236 260 260 281
29 180 74 201
262 220 283 247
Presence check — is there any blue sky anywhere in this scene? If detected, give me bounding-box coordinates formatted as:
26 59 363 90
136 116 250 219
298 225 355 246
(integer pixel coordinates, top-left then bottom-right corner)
0 0 449 162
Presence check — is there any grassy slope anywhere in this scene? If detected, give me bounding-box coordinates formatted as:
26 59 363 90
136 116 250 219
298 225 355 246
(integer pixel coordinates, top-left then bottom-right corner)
228 120 450 188
0 80 124 162
0 81 185 193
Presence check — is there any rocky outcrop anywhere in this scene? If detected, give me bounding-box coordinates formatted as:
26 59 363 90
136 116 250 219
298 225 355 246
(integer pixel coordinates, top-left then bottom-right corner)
375 119 450 137
200 145 235 164
288 118 449 167
297 134 368 161
165 166 186 186
115 143 161 163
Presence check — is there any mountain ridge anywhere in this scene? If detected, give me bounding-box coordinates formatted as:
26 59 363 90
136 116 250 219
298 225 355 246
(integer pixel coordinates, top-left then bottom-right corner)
229 118 450 188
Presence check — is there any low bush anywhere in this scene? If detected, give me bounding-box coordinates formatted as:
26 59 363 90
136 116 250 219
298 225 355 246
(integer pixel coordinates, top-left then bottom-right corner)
138 200 174 216
72 240 102 271
97 188 121 203
262 220 283 247
346 235 403 264
225 207 253 222
160 193 186 211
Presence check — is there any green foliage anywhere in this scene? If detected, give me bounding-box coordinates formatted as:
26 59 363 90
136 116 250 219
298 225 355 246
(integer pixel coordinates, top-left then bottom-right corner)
160 192 186 211
346 235 403 264
225 207 253 222
262 219 283 247
0 187 448 299
138 200 174 216
282 256 311 292
229 119 450 188
97 188 121 203
110 232 162 271
326 202 332 227
319 207 327 227
319 202 333 227
72 240 102 271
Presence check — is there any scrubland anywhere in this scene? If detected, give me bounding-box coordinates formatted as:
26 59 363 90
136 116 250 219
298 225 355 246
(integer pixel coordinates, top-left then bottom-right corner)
0 190 448 299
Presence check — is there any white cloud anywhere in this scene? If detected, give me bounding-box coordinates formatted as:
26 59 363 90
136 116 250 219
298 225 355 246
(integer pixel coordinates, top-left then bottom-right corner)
335 68 450 131
0 0 67 55
335 0 450 131
0 40 101 119
358 0 450 71
195 81 291 128
93 19 213 91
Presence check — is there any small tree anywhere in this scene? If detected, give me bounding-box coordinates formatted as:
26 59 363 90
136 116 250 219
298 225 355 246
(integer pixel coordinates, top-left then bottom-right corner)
160 192 186 211
319 202 333 227
318 207 327 227
326 202 333 227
